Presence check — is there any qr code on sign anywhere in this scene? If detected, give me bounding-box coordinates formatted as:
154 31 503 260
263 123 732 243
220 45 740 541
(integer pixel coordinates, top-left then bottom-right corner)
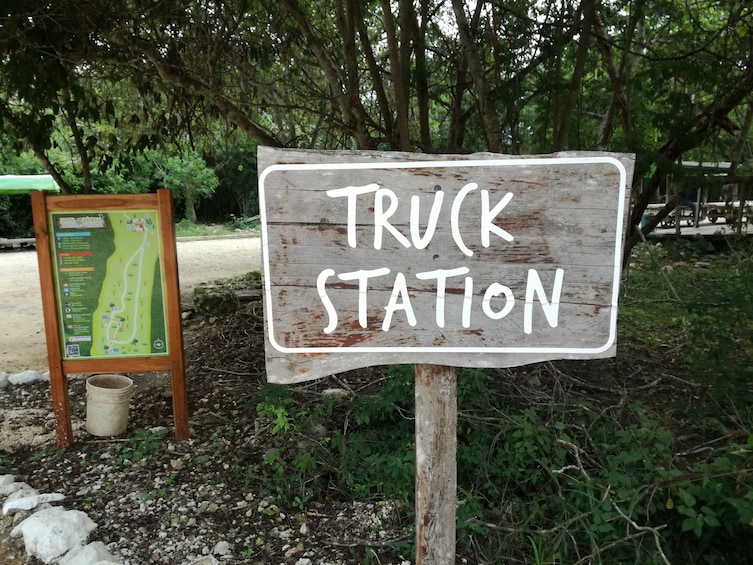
66 344 80 357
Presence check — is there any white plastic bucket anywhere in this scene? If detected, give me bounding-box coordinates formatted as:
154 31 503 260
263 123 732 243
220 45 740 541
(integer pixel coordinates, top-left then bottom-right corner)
85 374 134 436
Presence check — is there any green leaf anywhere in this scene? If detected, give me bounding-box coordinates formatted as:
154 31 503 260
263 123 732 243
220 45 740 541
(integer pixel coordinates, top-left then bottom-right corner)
703 514 721 528
682 516 704 537
678 489 697 508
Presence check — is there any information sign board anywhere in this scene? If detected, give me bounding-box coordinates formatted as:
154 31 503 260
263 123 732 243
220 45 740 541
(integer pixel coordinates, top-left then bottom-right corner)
259 148 634 383
31 190 188 448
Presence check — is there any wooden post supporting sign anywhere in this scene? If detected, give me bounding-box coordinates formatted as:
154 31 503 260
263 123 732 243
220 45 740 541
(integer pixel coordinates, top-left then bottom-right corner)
415 364 457 564
257 147 634 561
32 189 188 448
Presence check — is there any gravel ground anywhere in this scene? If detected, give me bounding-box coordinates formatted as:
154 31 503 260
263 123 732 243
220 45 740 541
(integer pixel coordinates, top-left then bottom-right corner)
0 379 412 564
0 287 415 564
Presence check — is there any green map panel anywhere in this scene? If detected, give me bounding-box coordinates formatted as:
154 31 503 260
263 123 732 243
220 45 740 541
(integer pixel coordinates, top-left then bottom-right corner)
49 210 169 360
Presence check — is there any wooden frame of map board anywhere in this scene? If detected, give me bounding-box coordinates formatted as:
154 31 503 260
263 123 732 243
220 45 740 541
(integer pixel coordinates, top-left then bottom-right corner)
31 189 188 448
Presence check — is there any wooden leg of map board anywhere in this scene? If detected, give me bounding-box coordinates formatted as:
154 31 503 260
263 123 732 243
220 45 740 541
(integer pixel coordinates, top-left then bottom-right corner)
50 367 73 448
170 362 189 441
31 190 74 448
158 189 189 441
415 364 457 564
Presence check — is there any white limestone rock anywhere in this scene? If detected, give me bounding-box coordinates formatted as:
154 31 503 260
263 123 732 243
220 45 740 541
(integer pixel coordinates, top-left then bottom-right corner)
0 480 37 498
8 369 47 385
3 492 65 515
58 541 122 565
10 506 97 563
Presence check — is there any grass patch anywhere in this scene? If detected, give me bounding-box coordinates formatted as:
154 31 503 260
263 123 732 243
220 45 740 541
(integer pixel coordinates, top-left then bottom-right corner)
174 218 260 238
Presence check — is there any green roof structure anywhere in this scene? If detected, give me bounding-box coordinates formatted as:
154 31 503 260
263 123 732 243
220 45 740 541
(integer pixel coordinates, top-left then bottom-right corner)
0 174 60 194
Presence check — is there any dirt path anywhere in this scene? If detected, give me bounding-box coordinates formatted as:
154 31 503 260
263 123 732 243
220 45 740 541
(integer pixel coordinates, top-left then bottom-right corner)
0 235 262 373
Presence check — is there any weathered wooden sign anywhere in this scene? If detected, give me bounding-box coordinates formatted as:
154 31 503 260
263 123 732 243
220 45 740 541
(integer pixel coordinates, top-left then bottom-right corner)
258 148 633 384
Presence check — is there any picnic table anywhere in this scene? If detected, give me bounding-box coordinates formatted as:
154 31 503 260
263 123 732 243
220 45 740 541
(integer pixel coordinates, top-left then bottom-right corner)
646 200 750 229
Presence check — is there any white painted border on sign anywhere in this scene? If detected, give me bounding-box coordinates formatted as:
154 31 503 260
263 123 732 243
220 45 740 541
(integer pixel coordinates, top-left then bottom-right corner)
259 156 628 356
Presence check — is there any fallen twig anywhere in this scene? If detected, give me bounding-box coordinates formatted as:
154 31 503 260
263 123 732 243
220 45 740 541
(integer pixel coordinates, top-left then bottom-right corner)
202 366 256 377
610 500 670 565
554 438 598 477
322 533 411 548
675 430 747 457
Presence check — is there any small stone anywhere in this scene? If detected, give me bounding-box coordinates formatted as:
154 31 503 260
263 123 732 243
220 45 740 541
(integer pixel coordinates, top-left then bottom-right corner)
525 374 542 386
186 556 219 565
321 388 353 398
284 544 301 558
3 492 64 515
212 540 231 555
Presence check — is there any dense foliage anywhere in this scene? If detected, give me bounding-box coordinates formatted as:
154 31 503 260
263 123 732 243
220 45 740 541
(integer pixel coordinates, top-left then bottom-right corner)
1 0 752 250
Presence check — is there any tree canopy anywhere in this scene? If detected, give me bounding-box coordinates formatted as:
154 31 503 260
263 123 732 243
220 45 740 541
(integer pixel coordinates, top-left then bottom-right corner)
1 0 752 253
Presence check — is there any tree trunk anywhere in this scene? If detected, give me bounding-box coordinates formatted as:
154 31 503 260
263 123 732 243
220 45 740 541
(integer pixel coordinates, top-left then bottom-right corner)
185 186 198 224
552 0 597 151
446 50 468 152
593 2 645 150
336 0 372 149
381 0 411 150
451 0 503 152
353 0 393 144
415 0 431 150
730 101 753 174
61 82 94 193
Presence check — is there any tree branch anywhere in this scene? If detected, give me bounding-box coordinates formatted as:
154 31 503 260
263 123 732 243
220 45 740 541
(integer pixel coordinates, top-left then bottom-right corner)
100 28 283 148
